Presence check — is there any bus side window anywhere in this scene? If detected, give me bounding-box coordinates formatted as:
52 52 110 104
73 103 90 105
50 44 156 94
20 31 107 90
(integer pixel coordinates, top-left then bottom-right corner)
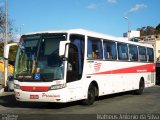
147 48 154 62
117 43 128 60
103 40 117 60
87 37 103 59
129 45 138 61
138 46 147 62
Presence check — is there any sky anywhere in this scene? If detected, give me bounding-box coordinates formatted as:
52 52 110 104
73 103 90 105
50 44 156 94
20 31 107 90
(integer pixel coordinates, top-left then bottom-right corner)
1 0 160 37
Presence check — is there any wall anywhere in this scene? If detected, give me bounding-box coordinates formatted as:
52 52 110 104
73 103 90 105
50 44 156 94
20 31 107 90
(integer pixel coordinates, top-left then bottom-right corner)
0 60 14 84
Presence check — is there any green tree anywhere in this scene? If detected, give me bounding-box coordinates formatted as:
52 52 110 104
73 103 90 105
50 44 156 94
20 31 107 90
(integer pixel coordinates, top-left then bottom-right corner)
137 26 155 36
145 26 155 35
0 42 4 57
137 27 146 36
155 24 160 34
0 4 16 65
137 23 160 36
0 4 14 42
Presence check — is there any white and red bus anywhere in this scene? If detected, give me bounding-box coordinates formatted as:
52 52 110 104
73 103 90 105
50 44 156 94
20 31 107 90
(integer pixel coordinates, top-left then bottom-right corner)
12 29 155 105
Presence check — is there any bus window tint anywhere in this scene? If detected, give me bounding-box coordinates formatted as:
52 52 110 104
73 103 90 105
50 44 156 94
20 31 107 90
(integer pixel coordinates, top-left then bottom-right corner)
129 45 138 61
138 46 147 61
103 41 117 60
147 48 154 62
117 43 128 60
87 37 103 59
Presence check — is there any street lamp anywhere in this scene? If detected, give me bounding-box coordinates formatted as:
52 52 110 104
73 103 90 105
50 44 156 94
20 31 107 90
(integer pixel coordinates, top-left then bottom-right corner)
123 17 130 40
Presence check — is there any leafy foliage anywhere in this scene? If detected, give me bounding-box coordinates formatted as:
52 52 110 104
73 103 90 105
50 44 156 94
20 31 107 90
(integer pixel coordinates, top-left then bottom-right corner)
0 5 17 65
137 23 160 36
0 5 14 42
155 24 160 34
0 42 4 57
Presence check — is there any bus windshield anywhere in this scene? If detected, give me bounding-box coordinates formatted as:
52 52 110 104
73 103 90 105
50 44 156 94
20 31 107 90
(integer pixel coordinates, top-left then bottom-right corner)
14 33 67 82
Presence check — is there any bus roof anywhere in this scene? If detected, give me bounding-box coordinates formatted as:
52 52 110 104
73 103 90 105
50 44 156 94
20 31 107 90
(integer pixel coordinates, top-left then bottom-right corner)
24 29 153 48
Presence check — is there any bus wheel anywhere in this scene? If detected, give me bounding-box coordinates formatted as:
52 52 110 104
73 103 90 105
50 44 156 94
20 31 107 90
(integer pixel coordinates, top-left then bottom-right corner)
82 84 95 105
134 80 144 95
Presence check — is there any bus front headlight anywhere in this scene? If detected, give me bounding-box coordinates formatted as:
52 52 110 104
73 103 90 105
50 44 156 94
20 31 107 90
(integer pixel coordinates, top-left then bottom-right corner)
50 84 66 90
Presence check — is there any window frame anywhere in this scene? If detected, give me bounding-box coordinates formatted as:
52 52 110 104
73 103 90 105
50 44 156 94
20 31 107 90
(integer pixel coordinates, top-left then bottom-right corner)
147 47 154 62
87 37 103 60
117 42 129 61
103 40 117 60
138 46 147 62
128 44 138 61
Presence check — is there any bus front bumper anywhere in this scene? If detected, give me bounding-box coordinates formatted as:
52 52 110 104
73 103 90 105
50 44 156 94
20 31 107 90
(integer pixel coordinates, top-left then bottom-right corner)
14 89 67 103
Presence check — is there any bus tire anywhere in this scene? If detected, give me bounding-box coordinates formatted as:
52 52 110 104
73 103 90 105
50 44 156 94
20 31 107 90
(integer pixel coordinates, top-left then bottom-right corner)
134 79 144 95
82 84 95 105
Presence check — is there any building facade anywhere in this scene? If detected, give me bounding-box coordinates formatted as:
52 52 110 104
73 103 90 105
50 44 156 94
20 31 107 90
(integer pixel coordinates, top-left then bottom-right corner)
139 34 160 63
139 34 160 84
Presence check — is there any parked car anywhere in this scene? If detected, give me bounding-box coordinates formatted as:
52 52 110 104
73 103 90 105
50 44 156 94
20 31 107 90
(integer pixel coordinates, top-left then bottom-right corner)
7 75 14 91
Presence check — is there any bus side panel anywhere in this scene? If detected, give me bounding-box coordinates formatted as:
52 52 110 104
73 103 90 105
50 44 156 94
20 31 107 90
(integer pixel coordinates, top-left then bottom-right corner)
84 60 155 97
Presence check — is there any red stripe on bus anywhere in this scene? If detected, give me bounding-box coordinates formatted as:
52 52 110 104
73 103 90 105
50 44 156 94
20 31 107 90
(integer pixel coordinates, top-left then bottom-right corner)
90 63 155 75
20 86 49 92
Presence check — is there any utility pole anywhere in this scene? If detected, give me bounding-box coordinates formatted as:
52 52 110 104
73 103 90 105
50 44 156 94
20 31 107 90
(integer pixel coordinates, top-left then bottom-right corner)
4 0 8 87
5 0 8 45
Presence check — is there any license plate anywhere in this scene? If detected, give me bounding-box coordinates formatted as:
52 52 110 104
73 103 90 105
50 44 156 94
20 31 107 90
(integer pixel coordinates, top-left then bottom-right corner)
30 95 39 99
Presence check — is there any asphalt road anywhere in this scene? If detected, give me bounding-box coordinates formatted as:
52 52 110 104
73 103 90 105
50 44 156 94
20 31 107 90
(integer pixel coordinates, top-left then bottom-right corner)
0 85 160 120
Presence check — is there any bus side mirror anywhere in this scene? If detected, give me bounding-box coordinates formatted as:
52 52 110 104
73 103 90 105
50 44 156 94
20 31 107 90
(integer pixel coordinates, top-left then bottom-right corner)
4 43 18 59
59 41 70 57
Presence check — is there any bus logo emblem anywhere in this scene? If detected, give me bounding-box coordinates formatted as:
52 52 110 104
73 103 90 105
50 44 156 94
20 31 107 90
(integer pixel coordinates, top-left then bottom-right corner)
94 62 102 72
